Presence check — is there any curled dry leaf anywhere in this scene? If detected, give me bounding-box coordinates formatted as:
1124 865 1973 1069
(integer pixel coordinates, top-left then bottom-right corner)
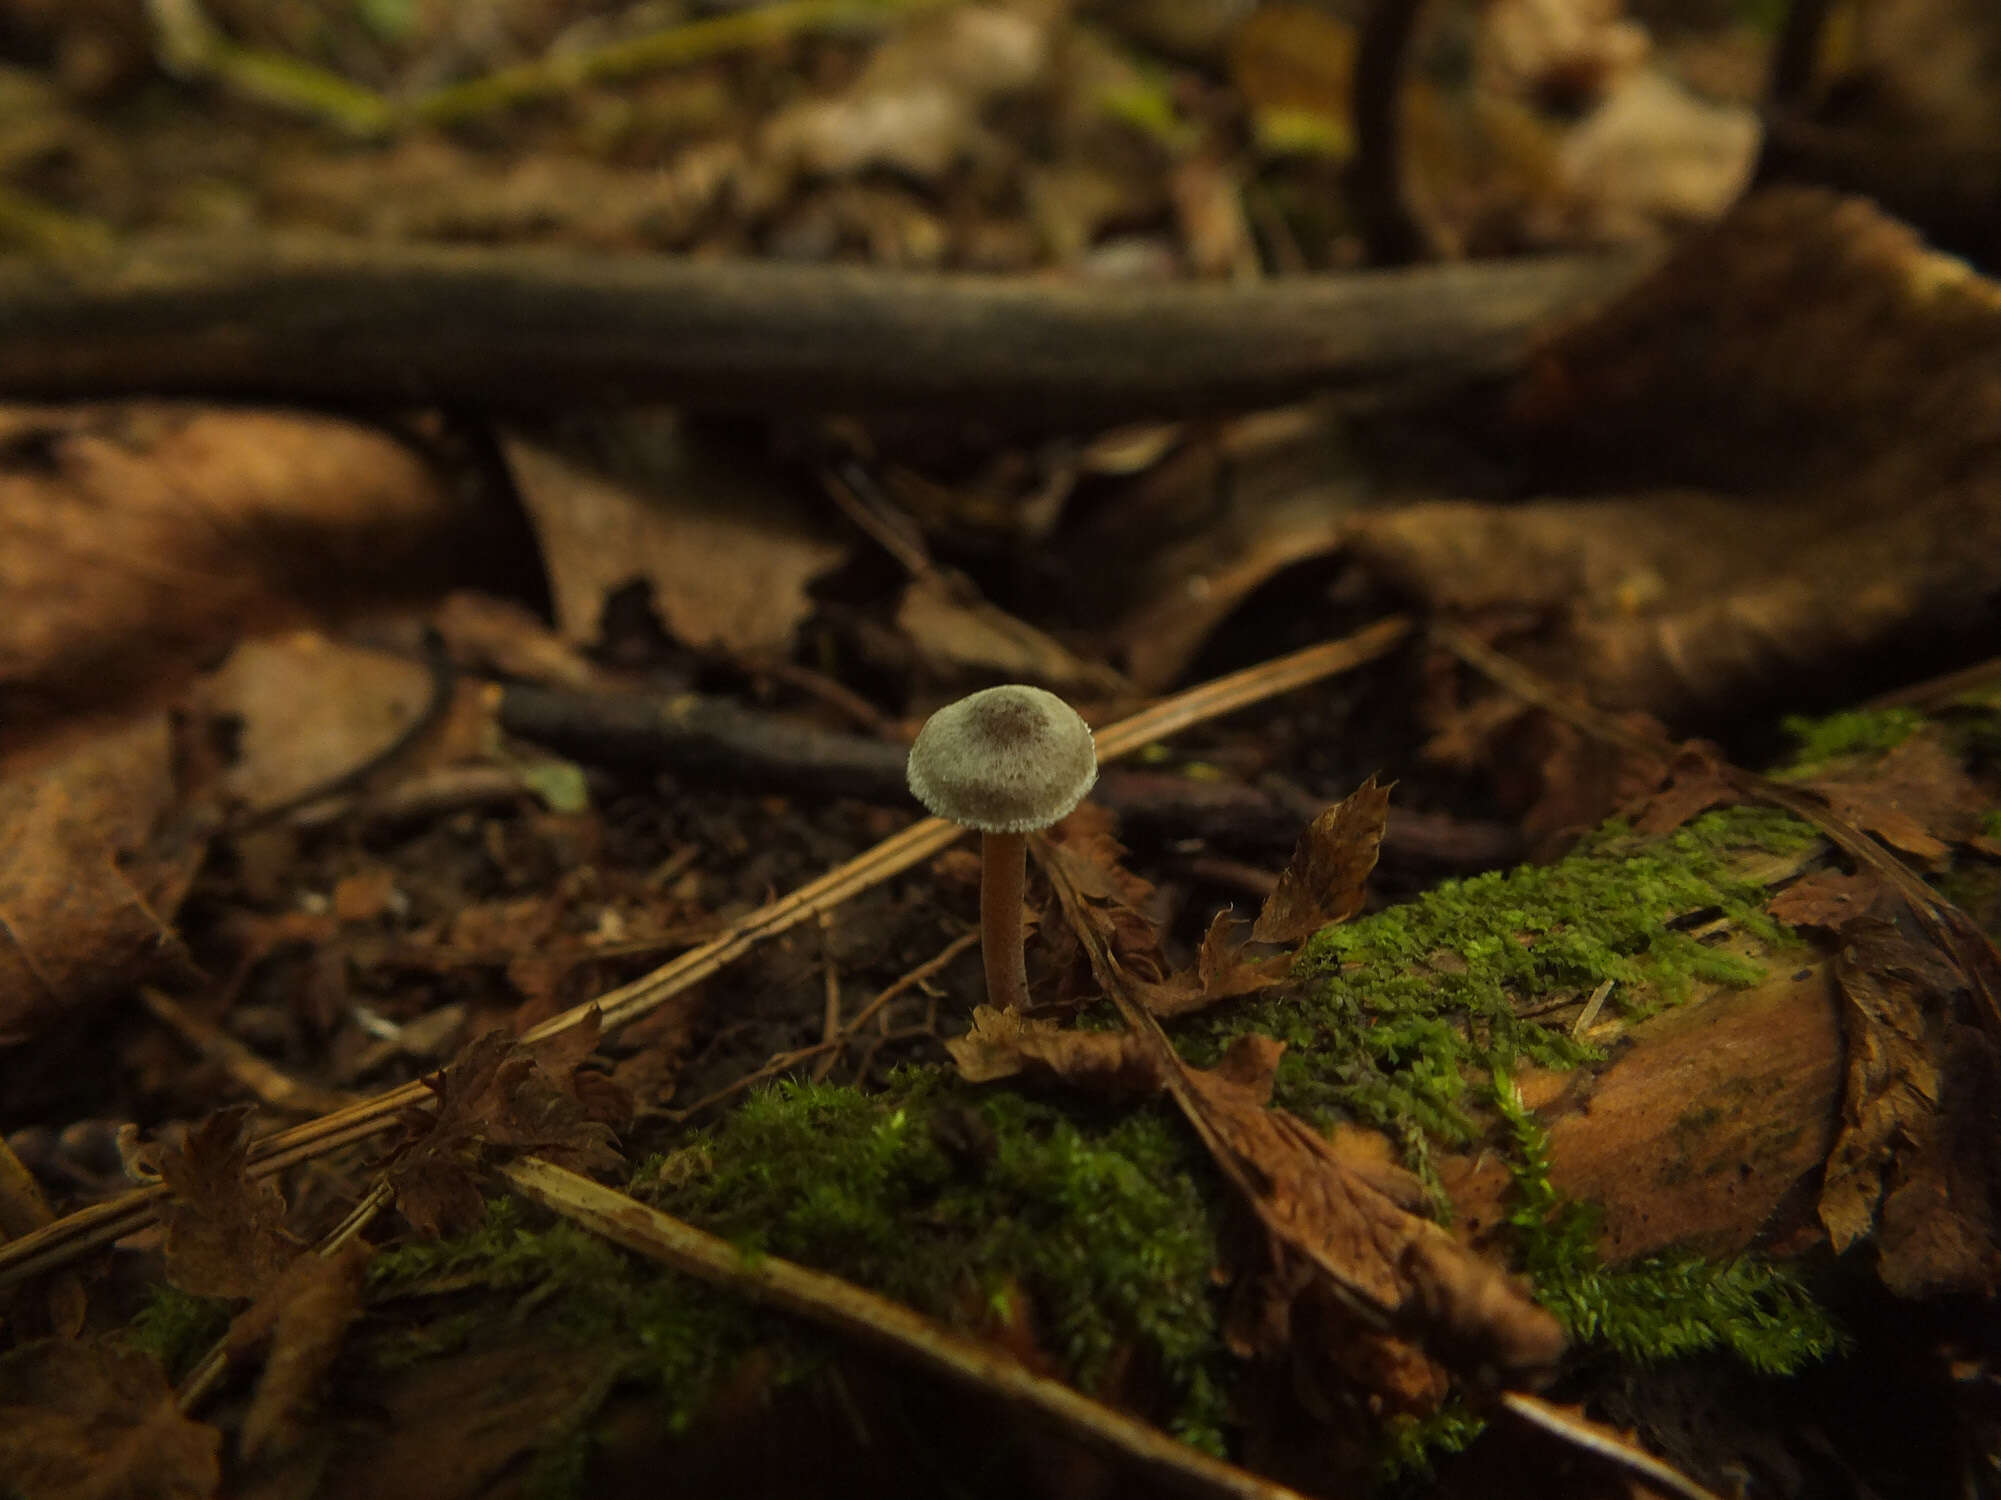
944 1004 1165 1092
384 1011 626 1237
142 1106 301 1300
1036 849 1568 1396
1820 918 2001 1295
0 1340 221 1500
1171 1036 1567 1383
1766 870 1883 933
1135 910 1294 1019
1353 189 2001 721
1795 730 1993 870
1251 774 1392 945
0 715 205 1046
0 404 464 729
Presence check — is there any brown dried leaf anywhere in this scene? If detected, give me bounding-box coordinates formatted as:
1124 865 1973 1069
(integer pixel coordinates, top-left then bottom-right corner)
1036 806 1172 990
0 716 204 1045
1252 775 1392 944
186 634 436 817
1623 741 1738 836
385 1012 625 1237
1357 191 2001 722
1767 870 1883 932
1137 911 1293 1019
0 1340 221 1500
502 423 845 659
1820 918 2001 1293
231 1242 370 1461
759 4 1048 183
944 1004 1165 1093
1038 839 1568 1390
0 405 463 729
1800 730 1990 869
1819 921 1953 1253
144 1107 300 1300
1174 1039 1566 1382
896 574 1125 696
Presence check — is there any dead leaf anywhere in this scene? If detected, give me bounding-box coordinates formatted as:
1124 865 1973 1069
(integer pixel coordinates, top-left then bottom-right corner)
184 633 438 816
434 591 615 695
1036 852 1568 1392
1820 918 2001 1294
231 1241 370 1461
384 1012 625 1237
1818 921 1953 1254
1252 775 1392 944
896 574 1126 696
1767 870 1883 932
1557 71 1758 242
1357 191 2001 722
0 1340 221 1500
1035 805 1174 995
0 715 205 1045
944 1004 1164 1092
0 404 464 733
502 422 845 659
758 4 1048 183
143 1106 301 1300
1173 1038 1567 1382
1136 911 1292 1019
1798 730 1991 869
1107 447 1360 693
1624 740 1737 836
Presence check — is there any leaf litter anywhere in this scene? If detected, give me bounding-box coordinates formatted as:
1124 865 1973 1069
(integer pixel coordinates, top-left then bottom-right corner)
4 4 2001 1496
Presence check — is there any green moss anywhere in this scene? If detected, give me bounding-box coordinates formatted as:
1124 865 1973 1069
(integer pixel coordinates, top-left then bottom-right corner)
1492 1068 1845 1376
123 1283 231 1381
1778 707 1926 771
368 1198 783 1432
644 1075 1235 1453
1180 807 1809 1153
306 796 1846 1481
1377 1401 1485 1482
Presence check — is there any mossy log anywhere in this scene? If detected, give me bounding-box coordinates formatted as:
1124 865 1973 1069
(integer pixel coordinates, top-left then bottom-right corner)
132 713 1998 1498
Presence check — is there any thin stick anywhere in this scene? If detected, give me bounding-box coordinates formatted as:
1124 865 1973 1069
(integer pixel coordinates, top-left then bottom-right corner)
0 617 1412 1289
669 930 978 1117
501 1157 1315 1500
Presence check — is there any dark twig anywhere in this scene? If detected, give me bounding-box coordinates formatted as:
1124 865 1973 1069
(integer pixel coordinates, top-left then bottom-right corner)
1354 0 1431 266
499 683 910 801
1766 0 1834 113
0 237 1644 418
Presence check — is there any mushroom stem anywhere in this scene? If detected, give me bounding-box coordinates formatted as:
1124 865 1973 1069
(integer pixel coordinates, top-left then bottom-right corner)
979 830 1031 1012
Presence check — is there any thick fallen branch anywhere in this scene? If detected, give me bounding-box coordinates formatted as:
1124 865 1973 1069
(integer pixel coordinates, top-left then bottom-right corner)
0 238 1646 418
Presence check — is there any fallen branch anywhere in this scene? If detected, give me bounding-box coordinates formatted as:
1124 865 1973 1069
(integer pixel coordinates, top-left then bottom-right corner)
0 239 1646 418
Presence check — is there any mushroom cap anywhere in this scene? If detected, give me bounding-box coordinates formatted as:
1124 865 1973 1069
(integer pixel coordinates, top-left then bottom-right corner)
906 685 1098 833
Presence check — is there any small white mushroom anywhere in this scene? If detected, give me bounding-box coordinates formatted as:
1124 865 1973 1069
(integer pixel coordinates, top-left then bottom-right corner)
906 685 1097 1012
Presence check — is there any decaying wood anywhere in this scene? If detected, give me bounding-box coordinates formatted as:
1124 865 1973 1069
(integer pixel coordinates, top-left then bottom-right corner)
0 237 1647 418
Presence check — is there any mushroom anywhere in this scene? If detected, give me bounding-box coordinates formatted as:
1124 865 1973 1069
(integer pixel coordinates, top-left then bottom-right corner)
906 685 1098 1012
